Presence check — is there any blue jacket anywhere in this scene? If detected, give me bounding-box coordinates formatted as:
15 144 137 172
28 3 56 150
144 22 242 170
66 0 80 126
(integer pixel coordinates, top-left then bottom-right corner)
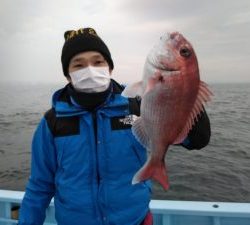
19 81 151 225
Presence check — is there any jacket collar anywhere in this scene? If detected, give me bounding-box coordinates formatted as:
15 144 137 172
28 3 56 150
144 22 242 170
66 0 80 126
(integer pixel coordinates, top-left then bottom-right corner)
52 79 129 117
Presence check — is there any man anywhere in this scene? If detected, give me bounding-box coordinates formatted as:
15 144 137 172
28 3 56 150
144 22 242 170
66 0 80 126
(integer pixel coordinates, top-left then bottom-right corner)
19 27 211 225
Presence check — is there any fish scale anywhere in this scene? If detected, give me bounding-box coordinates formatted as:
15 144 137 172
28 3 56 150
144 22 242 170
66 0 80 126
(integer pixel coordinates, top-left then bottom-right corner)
122 32 213 190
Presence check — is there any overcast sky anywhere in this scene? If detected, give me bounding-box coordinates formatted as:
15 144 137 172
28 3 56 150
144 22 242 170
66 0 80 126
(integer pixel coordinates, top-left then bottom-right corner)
0 0 250 85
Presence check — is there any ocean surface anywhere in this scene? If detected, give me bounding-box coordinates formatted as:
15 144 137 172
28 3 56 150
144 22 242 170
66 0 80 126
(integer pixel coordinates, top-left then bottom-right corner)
0 82 249 202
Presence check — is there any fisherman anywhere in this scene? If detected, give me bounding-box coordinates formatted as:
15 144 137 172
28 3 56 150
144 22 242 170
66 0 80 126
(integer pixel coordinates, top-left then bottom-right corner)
18 27 211 225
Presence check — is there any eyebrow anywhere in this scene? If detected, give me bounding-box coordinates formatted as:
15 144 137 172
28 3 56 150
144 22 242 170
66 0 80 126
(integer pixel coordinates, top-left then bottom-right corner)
71 58 83 63
71 53 104 64
91 54 104 60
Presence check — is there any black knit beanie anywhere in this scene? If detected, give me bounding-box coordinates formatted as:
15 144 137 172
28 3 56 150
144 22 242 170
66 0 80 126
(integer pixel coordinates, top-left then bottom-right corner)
61 27 114 76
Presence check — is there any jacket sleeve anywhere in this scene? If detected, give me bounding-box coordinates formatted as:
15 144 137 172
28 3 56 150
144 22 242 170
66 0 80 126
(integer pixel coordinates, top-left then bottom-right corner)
181 108 211 150
18 117 56 225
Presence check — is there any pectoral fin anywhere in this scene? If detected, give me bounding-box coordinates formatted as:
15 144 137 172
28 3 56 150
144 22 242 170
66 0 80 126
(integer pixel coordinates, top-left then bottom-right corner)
121 81 143 97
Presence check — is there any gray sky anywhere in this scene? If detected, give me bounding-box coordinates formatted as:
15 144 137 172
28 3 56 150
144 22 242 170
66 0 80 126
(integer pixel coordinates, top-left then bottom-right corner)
0 0 250 85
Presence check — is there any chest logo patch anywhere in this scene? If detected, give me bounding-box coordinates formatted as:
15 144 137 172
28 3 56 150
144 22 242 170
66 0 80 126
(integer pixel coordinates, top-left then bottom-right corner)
111 115 138 130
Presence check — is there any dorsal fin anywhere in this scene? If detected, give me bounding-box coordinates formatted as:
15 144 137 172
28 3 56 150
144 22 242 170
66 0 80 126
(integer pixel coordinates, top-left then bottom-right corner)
173 81 213 144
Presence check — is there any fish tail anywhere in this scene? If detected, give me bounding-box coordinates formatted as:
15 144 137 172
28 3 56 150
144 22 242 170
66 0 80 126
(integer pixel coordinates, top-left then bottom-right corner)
132 159 169 190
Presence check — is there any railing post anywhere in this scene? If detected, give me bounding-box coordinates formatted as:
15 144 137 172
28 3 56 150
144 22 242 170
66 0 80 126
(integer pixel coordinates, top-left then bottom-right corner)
213 216 221 225
0 202 13 225
162 214 171 225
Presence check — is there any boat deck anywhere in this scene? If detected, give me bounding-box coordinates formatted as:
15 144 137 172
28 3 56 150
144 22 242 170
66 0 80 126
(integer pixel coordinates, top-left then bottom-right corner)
0 190 249 225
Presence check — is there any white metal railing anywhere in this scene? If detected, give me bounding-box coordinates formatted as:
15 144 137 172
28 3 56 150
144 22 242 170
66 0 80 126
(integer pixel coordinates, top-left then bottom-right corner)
0 190 250 225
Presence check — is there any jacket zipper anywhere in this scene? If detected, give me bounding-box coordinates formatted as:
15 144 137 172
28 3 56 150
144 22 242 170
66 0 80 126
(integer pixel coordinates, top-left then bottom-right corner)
92 112 105 224
92 112 100 183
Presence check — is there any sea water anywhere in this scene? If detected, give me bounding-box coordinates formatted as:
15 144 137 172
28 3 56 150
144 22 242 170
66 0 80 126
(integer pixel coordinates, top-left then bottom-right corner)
0 82 249 202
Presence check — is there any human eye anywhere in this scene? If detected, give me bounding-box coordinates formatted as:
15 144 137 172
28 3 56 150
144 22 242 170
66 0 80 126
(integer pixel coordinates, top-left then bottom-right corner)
73 63 84 69
94 59 106 67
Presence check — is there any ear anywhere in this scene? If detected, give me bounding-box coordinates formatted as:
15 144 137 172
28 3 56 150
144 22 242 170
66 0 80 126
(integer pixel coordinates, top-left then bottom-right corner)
109 68 113 75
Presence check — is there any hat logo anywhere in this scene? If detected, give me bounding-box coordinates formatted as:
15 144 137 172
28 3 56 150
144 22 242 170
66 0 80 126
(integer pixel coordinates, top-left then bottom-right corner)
65 28 98 41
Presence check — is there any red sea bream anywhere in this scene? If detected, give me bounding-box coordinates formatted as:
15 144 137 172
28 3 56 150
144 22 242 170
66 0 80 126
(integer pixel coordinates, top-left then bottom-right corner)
122 32 213 190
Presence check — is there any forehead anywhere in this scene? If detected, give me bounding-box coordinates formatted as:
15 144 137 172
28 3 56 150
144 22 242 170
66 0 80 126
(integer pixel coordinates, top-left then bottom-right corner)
70 51 104 63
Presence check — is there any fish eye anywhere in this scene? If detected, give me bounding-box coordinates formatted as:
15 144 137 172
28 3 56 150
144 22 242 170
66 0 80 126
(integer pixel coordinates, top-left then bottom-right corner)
180 47 192 58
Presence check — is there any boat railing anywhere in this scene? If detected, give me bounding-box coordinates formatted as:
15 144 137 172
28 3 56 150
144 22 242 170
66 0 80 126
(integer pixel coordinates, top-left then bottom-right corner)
0 189 250 225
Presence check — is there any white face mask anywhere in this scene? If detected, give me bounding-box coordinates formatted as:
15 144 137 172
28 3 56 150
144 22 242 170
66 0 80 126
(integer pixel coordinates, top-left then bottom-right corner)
69 66 111 93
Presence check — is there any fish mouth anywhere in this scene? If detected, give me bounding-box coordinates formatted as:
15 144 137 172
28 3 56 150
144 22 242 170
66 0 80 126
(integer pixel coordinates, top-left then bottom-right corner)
151 62 180 76
155 64 177 72
148 59 180 75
